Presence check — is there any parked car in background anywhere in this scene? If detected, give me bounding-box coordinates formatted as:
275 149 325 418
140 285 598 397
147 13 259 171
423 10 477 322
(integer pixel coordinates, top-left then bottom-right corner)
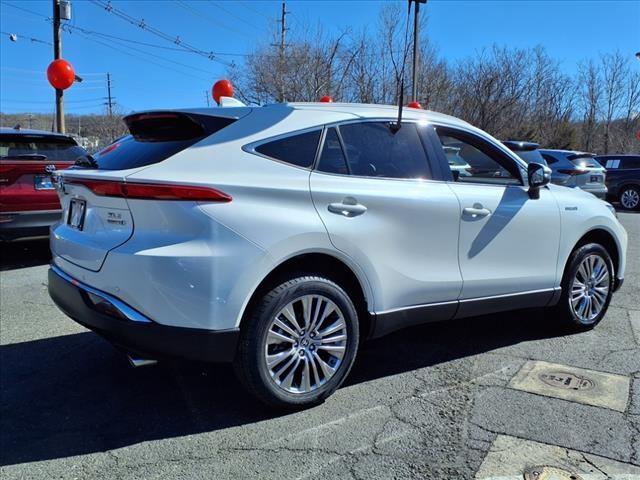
47 103 627 408
503 141 548 166
539 149 607 199
595 154 640 211
0 127 87 241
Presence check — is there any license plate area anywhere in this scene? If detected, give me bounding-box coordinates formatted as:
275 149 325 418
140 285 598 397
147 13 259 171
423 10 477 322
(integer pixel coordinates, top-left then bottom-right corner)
68 198 86 230
34 175 54 190
590 175 601 183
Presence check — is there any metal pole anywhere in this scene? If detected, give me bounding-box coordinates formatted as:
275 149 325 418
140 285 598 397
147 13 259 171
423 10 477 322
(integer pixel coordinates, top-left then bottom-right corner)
279 1 287 102
53 0 64 133
411 0 427 103
205 90 210 107
106 73 113 118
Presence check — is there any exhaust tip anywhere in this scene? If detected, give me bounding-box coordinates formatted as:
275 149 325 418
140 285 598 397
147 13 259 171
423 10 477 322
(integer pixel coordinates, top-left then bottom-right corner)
127 355 158 368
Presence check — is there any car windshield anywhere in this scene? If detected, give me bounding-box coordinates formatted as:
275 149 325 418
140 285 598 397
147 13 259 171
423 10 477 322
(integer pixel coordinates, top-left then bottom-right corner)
0 134 86 161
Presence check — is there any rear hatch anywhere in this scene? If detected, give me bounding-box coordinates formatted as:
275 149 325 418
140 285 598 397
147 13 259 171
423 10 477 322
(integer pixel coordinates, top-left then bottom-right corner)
566 153 606 189
0 133 85 212
52 111 240 272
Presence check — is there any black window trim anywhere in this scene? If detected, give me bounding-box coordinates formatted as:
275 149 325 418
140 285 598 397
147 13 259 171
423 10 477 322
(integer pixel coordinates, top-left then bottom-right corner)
430 123 526 187
311 118 443 182
242 126 324 171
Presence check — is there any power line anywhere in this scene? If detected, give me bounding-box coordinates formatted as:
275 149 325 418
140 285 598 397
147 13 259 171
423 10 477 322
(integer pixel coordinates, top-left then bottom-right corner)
206 0 261 30
1 30 52 45
173 0 254 38
62 23 218 76
89 0 233 67
69 27 214 82
0 1 49 20
237 1 272 20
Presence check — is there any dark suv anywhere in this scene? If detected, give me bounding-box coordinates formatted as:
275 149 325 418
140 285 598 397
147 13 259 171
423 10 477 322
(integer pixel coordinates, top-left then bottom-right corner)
595 155 640 210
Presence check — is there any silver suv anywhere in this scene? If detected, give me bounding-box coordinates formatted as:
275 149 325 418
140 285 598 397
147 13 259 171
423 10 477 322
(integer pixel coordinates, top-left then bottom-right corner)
48 103 627 408
540 149 607 199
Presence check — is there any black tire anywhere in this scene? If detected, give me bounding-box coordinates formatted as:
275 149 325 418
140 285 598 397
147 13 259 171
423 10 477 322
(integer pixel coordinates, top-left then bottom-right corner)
234 275 359 409
618 185 640 211
552 243 614 330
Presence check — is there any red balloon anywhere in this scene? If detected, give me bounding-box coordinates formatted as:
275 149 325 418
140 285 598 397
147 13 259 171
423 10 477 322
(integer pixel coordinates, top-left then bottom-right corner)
319 96 333 103
47 59 75 90
407 101 422 109
212 79 234 105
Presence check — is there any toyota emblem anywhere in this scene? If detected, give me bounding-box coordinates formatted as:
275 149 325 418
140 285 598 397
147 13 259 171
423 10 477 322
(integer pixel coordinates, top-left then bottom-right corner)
45 164 57 174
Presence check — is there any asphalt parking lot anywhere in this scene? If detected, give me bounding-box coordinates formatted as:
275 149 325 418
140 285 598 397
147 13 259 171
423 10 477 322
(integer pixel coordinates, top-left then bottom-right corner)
1 212 639 480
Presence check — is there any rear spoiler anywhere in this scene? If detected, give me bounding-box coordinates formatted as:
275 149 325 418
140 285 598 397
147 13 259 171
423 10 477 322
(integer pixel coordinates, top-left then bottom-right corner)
123 111 236 142
502 140 540 152
566 152 596 161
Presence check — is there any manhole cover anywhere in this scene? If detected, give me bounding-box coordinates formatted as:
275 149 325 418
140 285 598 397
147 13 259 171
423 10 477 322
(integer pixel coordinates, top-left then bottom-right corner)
523 465 584 480
538 371 595 391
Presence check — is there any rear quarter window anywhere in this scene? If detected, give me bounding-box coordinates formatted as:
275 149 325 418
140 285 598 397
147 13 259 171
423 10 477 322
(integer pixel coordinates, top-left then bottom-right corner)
254 130 322 169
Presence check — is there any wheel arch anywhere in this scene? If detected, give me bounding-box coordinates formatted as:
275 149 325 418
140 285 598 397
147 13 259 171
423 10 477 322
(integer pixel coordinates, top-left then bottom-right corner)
572 228 621 277
238 252 375 338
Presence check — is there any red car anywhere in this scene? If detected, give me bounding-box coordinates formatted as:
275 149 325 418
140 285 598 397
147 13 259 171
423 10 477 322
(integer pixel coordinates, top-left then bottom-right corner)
0 127 87 241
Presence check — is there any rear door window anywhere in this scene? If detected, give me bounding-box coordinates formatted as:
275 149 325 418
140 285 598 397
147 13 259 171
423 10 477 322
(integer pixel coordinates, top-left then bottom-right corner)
337 122 431 179
0 135 86 161
621 157 640 169
255 130 321 169
317 127 349 174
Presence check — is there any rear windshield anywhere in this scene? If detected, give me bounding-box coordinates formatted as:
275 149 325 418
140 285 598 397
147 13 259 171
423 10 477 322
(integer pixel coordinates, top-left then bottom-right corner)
0 134 86 161
568 154 599 168
88 113 236 170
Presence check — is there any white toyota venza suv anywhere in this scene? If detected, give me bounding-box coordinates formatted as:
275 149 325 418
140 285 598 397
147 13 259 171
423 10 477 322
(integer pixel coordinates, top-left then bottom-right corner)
48 102 627 408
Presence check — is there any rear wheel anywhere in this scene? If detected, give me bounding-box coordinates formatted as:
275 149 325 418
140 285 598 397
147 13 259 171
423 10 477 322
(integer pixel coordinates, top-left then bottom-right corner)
553 243 614 330
619 186 640 211
234 276 359 409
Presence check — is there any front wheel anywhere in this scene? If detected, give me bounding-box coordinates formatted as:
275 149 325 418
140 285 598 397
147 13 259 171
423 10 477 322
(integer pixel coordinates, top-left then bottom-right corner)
234 276 359 409
553 243 614 330
619 186 640 211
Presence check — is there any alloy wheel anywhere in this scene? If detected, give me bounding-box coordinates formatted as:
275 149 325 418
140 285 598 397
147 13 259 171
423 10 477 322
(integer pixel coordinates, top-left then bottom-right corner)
264 294 348 394
620 188 639 209
570 254 610 323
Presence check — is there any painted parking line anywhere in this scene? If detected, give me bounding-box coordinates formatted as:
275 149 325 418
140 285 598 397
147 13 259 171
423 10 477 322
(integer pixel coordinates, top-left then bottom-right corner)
508 360 630 412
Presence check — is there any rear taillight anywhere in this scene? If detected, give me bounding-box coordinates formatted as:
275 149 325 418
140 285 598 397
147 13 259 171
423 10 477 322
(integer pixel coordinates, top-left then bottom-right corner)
65 178 232 202
557 169 588 176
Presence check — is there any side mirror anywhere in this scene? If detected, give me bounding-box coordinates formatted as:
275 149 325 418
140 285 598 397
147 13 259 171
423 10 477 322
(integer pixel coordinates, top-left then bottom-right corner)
527 162 551 199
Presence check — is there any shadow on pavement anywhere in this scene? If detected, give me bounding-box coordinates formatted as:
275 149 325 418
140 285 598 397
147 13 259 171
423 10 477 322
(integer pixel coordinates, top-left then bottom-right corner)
0 239 51 272
0 307 566 466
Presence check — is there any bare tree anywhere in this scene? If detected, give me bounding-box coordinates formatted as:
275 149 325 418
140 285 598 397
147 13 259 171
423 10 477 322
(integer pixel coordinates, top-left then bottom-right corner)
600 52 628 153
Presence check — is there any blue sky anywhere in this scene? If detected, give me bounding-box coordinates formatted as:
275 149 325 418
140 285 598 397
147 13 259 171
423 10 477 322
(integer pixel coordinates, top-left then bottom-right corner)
1 0 639 114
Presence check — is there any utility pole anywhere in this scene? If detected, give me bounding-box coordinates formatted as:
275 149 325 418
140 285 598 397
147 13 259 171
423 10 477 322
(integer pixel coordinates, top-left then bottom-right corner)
106 73 114 118
204 90 210 107
410 0 427 103
52 0 64 133
273 1 288 102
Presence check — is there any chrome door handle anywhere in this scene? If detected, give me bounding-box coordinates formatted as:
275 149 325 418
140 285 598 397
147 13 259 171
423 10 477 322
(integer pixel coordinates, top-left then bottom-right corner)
462 206 492 217
328 199 367 217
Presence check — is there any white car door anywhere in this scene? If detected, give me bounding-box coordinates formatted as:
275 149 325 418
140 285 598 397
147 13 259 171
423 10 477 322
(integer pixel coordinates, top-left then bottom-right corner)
431 126 561 316
310 121 462 335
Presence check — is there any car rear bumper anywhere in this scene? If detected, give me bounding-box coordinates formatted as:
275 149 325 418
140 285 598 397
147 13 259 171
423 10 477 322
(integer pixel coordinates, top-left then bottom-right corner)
48 265 239 363
0 210 60 241
581 186 608 199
